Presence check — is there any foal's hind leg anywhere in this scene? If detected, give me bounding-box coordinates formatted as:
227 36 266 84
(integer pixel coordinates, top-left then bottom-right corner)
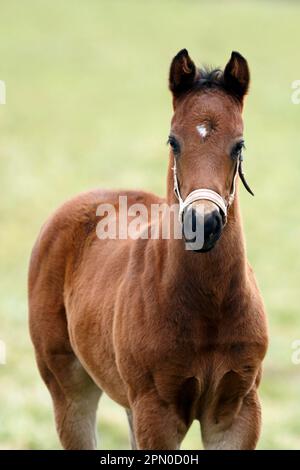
37 351 102 450
126 409 137 449
30 284 102 449
29 224 103 449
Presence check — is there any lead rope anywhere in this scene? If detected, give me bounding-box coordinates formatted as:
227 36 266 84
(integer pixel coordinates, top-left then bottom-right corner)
172 157 240 223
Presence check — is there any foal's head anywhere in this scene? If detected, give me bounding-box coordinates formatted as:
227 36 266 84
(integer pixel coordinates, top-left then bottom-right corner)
168 49 251 252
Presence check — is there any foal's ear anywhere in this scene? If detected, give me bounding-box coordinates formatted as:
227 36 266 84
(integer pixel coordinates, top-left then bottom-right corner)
169 49 197 99
223 51 250 101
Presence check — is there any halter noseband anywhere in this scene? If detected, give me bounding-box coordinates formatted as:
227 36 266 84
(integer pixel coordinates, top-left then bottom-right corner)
173 153 252 223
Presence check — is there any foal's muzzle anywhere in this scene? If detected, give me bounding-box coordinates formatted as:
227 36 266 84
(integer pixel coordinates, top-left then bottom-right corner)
182 202 224 252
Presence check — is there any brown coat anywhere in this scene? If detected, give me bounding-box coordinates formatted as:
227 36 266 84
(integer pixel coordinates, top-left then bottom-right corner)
28 50 268 450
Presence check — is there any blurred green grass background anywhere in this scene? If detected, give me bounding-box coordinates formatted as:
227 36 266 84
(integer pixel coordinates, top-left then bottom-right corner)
0 0 300 449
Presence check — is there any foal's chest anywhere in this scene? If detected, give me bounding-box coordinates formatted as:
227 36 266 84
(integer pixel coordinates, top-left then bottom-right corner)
150 341 262 426
146 315 265 416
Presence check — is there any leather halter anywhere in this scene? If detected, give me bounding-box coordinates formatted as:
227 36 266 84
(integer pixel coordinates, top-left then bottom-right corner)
173 153 253 223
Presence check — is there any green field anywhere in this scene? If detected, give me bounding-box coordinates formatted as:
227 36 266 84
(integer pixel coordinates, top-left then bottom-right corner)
0 0 300 449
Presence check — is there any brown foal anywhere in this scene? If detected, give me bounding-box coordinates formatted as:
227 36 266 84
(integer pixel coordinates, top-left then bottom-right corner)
28 50 268 450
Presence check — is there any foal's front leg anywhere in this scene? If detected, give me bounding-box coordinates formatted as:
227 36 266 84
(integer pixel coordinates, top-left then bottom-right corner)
131 391 188 450
201 389 261 450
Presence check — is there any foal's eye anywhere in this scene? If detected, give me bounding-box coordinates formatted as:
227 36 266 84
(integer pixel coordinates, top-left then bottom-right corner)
231 140 245 160
167 135 181 155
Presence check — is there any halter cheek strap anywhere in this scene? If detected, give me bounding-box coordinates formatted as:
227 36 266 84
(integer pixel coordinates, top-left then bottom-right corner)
173 157 240 223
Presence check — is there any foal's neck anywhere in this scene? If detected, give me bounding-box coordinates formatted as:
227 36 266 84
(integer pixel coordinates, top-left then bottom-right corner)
164 162 247 306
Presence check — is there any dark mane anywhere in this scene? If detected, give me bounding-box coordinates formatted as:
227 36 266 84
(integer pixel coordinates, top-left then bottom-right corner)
194 66 225 91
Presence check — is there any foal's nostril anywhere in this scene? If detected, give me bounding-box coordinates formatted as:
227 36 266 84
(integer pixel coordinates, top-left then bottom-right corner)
182 205 224 252
204 210 223 239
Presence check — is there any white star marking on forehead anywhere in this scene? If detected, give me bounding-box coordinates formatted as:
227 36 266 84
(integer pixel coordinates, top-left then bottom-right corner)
196 124 209 139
